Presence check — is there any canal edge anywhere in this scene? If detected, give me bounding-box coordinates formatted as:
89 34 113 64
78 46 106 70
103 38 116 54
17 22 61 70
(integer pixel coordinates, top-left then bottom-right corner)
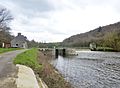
15 64 48 88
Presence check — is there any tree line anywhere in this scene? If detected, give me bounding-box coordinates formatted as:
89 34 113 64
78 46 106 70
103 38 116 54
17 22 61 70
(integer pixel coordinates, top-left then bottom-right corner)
0 7 14 47
28 40 61 48
101 31 120 51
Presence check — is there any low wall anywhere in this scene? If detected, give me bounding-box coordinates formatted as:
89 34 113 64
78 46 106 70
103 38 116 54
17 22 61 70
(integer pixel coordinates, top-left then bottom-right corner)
15 64 48 88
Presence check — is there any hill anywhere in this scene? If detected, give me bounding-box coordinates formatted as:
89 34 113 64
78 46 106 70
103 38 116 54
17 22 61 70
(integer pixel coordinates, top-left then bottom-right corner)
62 22 120 47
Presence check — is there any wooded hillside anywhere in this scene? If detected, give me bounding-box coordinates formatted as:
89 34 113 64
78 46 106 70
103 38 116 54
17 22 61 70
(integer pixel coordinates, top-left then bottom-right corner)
62 22 120 48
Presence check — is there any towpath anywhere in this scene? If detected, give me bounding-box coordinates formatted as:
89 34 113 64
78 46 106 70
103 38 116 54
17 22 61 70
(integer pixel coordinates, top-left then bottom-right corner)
0 49 26 88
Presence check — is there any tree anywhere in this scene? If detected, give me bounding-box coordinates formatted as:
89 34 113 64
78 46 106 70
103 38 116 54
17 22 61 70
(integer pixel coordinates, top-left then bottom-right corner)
0 8 13 29
27 40 39 48
103 32 120 51
0 7 13 47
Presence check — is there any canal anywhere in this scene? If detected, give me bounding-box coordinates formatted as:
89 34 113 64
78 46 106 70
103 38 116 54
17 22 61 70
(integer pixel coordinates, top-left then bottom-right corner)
51 50 120 88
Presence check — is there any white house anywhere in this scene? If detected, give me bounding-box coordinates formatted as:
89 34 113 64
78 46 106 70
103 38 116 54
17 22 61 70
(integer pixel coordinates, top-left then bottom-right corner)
11 33 28 48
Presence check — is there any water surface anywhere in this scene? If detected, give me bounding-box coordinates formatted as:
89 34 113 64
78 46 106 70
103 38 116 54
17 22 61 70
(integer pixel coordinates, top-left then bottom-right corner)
51 51 120 88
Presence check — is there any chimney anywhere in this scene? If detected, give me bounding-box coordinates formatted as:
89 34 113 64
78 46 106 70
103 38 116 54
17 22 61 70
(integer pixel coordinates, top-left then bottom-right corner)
18 33 21 36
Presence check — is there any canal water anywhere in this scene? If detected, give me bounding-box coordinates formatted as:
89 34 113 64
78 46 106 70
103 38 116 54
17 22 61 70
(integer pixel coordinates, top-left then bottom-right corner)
51 51 120 88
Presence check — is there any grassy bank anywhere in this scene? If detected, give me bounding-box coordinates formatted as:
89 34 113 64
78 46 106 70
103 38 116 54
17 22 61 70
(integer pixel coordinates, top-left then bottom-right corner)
0 48 21 54
14 48 72 88
94 47 116 52
37 50 73 88
14 48 41 70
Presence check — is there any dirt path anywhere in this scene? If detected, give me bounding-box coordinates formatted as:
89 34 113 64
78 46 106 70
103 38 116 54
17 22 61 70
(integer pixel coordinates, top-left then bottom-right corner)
0 49 27 88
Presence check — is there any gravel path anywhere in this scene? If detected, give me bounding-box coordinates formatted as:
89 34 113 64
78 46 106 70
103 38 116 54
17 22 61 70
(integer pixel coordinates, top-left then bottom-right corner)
0 49 27 88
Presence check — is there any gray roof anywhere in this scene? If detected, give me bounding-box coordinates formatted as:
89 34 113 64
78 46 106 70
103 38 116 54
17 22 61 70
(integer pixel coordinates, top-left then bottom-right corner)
11 33 27 43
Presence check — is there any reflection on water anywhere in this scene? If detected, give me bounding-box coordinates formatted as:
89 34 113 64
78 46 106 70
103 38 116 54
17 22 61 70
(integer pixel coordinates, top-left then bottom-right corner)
51 51 120 88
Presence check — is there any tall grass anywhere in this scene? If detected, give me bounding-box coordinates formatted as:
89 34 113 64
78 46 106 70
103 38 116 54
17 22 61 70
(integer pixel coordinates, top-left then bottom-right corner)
14 48 41 70
38 51 73 88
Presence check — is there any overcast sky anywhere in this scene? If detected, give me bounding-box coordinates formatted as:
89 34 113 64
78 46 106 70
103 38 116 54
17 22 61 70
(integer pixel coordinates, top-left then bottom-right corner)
0 0 120 42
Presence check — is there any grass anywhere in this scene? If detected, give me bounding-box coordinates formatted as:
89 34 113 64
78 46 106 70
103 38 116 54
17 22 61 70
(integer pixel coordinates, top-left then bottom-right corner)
96 47 116 52
0 48 21 54
14 49 72 88
14 48 41 70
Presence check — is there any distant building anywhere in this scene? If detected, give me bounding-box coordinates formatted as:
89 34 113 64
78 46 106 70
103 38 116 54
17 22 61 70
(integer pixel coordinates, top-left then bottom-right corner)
89 42 97 51
11 33 28 48
2 42 11 48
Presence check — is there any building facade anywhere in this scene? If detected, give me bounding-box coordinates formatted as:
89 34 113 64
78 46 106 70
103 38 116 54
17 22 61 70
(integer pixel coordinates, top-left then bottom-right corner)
11 33 28 48
2 42 11 48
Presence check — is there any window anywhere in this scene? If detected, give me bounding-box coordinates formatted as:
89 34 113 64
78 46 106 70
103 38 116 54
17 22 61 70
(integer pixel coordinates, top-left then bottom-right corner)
16 44 18 46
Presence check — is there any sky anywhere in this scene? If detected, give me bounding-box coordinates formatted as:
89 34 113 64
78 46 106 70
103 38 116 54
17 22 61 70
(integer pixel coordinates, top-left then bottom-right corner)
0 0 120 42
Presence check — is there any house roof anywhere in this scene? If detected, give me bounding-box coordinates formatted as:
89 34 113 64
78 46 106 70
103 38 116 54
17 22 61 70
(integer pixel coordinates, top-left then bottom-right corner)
11 33 27 43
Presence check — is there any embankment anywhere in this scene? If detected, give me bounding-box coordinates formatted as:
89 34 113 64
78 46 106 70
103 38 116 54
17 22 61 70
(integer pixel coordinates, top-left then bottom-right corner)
37 50 73 88
14 48 73 88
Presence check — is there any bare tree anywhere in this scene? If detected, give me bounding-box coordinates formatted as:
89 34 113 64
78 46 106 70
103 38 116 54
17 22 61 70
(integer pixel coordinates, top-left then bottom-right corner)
0 8 13 29
0 7 13 47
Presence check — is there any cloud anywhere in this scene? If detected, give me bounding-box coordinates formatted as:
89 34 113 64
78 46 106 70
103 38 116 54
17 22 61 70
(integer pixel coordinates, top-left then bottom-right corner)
0 0 54 17
13 0 54 12
0 0 120 42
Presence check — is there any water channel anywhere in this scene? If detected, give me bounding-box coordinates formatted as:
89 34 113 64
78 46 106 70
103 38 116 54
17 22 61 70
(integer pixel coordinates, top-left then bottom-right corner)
51 50 120 88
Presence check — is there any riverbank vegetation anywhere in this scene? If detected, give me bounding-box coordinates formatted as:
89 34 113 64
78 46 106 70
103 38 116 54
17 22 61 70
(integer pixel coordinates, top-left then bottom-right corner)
94 47 114 51
0 48 21 54
37 50 73 88
102 32 120 51
14 48 41 70
93 32 120 52
14 48 72 88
